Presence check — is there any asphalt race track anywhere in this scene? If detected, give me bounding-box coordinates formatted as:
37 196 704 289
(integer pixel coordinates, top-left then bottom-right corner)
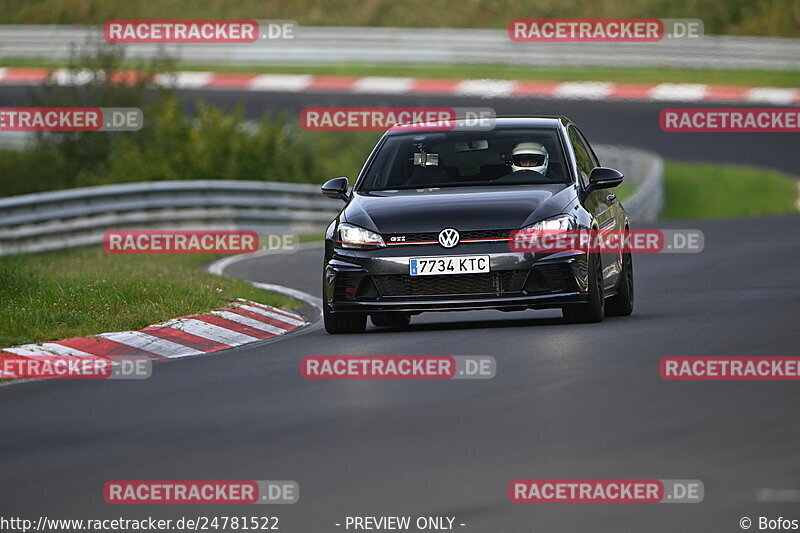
196 90 798 174
0 85 797 174
0 87 798 532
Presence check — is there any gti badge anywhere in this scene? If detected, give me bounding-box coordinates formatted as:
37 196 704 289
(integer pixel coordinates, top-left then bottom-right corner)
438 228 460 248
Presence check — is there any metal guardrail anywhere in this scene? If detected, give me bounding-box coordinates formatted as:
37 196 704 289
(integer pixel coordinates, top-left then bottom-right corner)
0 145 663 256
0 25 798 71
595 145 664 225
0 180 342 255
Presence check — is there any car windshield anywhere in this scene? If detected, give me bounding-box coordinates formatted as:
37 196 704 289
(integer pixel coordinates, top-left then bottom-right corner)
357 128 569 191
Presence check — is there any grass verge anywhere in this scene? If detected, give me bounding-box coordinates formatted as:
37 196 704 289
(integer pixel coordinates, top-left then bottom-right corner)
4 58 800 89
0 247 298 347
661 161 798 219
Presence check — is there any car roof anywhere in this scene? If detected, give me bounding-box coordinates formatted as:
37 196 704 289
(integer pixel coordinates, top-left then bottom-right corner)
385 115 572 135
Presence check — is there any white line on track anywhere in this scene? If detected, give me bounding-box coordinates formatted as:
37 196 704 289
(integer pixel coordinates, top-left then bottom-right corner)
154 71 213 88
649 83 708 101
49 68 94 86
747 87 799 105
235 299 306 321
211 310 288 335
455 79 516 98
249 74 312 91
552 81 615 100
253 282 323 310
3 343 94 357
353 76 413 94
157 318 261 347
99 331 204 358
206 242 323 313
233 303 307 326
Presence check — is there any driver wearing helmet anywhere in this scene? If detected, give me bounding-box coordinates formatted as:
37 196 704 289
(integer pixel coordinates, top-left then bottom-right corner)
511 142 549 176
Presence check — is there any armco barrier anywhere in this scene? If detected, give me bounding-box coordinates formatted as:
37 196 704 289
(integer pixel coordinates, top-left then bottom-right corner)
595 145 664 225
0 145 663 256
0 180 342 255
0 25 798 71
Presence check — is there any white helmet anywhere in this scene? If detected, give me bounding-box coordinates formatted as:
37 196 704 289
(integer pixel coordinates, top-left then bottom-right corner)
511 142 549 175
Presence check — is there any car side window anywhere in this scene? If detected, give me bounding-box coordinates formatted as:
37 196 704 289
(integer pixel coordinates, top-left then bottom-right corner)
575 127 600 168
568 126 594 188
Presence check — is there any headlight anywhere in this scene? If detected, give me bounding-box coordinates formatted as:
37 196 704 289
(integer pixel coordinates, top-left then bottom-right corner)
336 223 386 249
524 214 576 232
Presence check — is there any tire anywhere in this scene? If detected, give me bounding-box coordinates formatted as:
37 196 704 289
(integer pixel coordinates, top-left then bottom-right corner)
562 253 605 324
322 274 367 334
371 312 411 328
323 292 366 333
606 251 634 317
324 306 366 334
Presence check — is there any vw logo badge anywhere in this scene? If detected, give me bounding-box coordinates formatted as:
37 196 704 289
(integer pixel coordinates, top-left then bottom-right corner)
438 228 460 248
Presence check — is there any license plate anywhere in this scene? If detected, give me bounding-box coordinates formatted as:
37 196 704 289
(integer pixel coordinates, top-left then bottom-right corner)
409 255 490 276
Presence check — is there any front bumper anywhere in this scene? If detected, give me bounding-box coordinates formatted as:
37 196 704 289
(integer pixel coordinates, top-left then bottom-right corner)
325 242 589 314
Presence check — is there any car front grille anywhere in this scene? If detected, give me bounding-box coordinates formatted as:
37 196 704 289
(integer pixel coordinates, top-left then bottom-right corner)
372 271 528 298
384 229 510 244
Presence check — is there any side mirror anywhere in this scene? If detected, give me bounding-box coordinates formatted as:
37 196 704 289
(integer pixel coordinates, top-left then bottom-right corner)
587 167 624 191
321 177 349 201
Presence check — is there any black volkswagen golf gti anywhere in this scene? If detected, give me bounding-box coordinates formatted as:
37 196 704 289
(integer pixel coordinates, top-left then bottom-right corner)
321 116 634 333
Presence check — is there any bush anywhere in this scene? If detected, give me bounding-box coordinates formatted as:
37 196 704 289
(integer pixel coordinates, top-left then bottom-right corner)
0 44 381 197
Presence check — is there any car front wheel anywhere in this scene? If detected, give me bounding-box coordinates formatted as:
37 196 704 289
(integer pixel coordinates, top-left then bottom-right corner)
606 251 634 317
322 279 366 333
324 304 367 334
562 253 605 323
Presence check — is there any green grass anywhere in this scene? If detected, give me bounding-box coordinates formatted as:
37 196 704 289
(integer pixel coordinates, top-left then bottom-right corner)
2 0 798 37
0 247 298 347
661 161 798 219
6 57 800 88
298 232 326 243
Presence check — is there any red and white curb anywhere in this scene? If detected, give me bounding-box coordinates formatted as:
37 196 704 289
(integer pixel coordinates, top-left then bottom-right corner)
0 67 798 104
0 299 308 375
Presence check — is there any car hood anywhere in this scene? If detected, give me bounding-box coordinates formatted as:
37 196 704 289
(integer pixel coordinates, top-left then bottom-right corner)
342 184 575 233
